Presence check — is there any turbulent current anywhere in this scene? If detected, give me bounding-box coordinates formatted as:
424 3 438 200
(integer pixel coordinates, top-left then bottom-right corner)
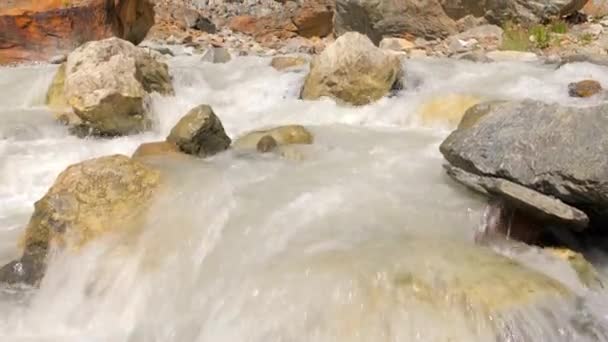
2 56 608 341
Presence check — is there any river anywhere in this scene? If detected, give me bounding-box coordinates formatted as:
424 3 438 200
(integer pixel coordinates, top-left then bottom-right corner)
1 56 608 341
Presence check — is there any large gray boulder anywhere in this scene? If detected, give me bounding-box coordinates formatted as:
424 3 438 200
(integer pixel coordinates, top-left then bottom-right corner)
47 37 174 136
440 0 589 24
301 32 403 106
440 100 608 224
334 0 457 45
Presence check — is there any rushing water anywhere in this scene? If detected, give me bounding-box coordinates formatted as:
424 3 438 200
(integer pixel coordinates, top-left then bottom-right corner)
2 56 608 341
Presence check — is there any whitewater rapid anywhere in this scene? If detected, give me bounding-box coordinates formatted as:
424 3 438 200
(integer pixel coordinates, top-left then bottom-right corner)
2 56 608 341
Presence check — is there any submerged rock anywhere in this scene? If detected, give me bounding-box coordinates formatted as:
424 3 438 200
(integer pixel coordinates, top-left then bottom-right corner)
233 125 313 151
486 51 539 62
0 155 161 286
545 248 603 289
568 80 603 98
301 32 403 106
417 94 481 126
440 100 608 226
166 105 232 158
132 141 183 159
46 37 174 136
201 47 232 64
270 56 308 71
256 135 279 153
335 0 457 45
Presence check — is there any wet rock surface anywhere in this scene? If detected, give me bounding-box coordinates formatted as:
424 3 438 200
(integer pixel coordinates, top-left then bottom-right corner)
441 100 608 228
0 155 161 286
301 32 403 105
166 104 232 157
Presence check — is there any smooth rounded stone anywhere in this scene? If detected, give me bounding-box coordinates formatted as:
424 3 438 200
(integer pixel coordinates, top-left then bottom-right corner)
486 50 539 62
47 37 174 136
132 141 184 159
568 80 603 98
256 135 278 153
270 56 308 71
440 100 608 223
445 165 589 231
232 125 313 151
545 248 603 289
417 94 481 126
301 32 403 106
166 105 232 158
0 155 161 286
456 100 507 129
335 0 457 45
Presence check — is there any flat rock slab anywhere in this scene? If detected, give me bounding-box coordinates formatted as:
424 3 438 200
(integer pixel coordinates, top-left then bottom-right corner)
440 100 608 221
445 165 589 230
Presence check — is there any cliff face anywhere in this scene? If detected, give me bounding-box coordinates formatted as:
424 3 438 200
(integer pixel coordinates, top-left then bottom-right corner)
0 0 153 64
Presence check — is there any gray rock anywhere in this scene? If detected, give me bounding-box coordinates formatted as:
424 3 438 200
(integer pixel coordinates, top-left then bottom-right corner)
195 17 217 33
445 165 589 230
440 100 608 221
48 54 67 64
455 51 492 63
167 105 231 157
440 0 587 24
335 0 457 45
559 53 608 68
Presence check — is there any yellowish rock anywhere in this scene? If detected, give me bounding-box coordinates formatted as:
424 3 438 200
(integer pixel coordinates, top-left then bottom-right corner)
270 56 308 71
301 32 403 106
132 141 184 159
233 125 313 150
1 155 161 285
418 94 481 126
24 154 161 251
545 247 603 289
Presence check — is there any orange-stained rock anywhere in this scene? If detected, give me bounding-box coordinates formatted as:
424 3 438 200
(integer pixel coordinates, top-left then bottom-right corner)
292 4 333 38
583 0 608 17
228 1 333 44
0 0 153 64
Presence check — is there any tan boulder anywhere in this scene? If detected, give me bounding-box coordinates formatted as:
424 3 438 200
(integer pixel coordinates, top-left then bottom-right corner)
301 32 403 106
0 154 161 285
46 37 174 136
